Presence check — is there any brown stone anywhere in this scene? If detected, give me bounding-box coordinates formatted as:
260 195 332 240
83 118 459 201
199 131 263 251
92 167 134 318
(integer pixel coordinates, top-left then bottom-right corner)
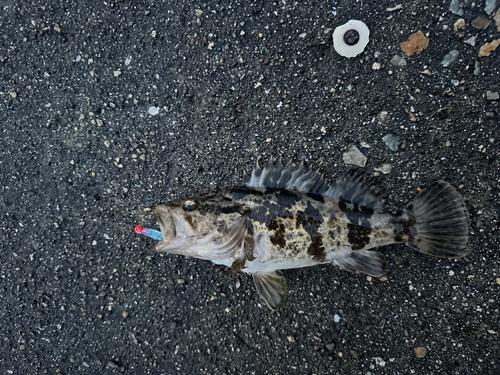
400 31 429 56
414 347 427 358
478 39 500 57
472 16 490 30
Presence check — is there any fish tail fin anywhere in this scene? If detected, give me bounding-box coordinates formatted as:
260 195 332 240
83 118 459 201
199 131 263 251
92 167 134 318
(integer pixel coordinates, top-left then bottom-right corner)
405 181 469 258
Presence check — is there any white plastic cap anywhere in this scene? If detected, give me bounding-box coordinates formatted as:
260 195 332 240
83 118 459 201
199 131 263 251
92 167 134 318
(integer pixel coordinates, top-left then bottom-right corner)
332 20 370 58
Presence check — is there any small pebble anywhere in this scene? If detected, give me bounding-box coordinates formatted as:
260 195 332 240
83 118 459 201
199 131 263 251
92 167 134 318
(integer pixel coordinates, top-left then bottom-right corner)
113 70 122 77
326 343 335 351
334 314 340 323
177 279 185 284
372 62 381 70
495 8 500 31
479 39 500 57
148 106 159 115
390 55 407 67
287 336 295 343
449 270 455 276
474 61 481 76
104 140 111 148
125 55 132 65
387 4 403 11
496 278 500 285
449 0 463 16
343 145 367 167
453 18 466 34
374 163 392 174
107 361 120 369
377 111 388 122
438 107 451 119
486 91 499 100
414 347 427 358
122 311 128 318
464 36 476 46
472 16 490 30
485 0 497 14
441 50 459 67
374 357 386 367
382 134 401 152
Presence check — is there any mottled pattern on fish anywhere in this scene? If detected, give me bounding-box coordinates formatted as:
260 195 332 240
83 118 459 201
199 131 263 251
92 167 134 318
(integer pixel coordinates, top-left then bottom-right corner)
152 159 469 310
215 187 403 273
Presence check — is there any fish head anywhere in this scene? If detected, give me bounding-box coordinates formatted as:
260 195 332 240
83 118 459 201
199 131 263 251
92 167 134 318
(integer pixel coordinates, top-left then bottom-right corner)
151 194 248 260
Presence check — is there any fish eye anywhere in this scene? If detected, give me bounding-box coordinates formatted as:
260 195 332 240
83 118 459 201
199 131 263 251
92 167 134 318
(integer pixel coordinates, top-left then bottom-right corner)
183 200 197 212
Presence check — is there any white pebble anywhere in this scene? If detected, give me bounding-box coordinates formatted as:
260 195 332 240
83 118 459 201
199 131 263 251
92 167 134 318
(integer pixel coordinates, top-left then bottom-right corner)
342 145 367 167
148 106 159 115
125 55 132 65
334 314 340 323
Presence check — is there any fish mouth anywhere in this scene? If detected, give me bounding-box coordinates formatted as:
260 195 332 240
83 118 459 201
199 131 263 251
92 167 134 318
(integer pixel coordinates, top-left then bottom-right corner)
152 206 177 252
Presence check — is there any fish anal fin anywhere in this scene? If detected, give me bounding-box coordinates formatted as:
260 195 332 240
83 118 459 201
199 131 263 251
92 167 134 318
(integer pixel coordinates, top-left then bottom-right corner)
326 168 387 214
333 250 387 277
253 271 287 311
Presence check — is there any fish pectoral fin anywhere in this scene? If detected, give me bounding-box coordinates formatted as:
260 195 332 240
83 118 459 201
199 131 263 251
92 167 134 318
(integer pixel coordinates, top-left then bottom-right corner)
333 250 387 277
253 271 287 311
209 217 247 260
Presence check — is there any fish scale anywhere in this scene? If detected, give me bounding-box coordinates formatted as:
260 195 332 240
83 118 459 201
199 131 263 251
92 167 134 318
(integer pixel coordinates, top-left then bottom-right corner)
148 159 469 311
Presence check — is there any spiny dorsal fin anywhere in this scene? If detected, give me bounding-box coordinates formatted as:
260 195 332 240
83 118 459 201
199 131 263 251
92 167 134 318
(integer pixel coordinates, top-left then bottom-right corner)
325 168 387 213
243 157 328 194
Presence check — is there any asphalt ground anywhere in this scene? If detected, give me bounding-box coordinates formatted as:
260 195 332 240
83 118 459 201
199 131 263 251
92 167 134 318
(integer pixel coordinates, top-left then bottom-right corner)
1 0 500 374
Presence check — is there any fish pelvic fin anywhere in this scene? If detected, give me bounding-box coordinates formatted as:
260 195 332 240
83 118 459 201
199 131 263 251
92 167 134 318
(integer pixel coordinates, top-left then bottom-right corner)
253 271 287 311
333 250 387 277
404 180 469 258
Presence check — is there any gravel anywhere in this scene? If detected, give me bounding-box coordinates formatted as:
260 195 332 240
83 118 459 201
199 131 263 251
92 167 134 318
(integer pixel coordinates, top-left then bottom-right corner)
1 0 499 374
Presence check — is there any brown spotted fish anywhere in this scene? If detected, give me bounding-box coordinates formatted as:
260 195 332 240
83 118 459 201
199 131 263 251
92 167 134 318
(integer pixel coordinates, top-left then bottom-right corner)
152 159 469 310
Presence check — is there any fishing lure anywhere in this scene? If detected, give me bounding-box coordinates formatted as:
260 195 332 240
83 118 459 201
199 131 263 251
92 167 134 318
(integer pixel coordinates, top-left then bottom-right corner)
135 226 163 241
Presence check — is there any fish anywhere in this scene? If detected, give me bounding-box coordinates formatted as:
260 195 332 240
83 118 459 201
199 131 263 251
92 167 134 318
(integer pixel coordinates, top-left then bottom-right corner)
151 158 469 310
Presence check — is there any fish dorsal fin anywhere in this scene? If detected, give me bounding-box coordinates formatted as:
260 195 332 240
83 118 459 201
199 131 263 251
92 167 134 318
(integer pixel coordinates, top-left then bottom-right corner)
325 168 387 214
243 157 328 194
253 271 287 311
